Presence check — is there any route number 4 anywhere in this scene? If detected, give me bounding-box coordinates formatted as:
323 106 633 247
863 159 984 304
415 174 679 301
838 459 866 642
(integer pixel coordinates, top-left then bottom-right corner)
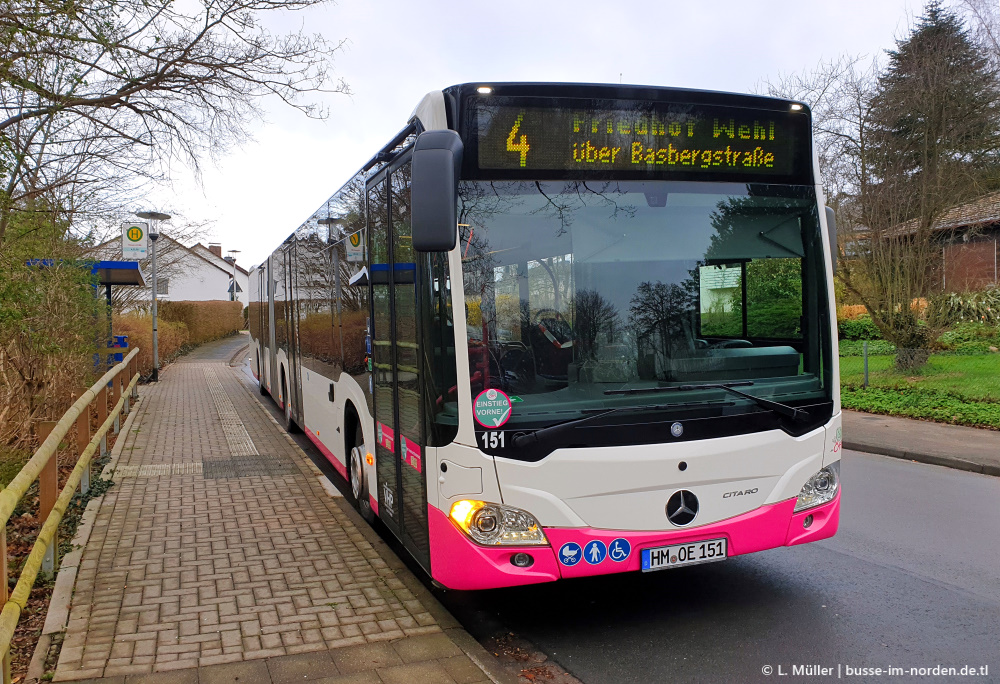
479 431 505 449
506 112 529 167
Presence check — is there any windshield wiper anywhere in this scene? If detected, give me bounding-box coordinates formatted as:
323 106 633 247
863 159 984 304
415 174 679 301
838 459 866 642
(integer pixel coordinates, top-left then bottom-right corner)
604 381 809 422
510 401 730 450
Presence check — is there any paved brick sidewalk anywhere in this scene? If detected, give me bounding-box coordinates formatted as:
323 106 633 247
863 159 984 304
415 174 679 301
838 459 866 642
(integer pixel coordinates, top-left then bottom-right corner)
52 338 506 684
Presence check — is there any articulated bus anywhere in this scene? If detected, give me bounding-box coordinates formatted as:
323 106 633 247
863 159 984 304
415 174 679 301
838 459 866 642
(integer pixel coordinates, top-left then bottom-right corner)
249 83 842 590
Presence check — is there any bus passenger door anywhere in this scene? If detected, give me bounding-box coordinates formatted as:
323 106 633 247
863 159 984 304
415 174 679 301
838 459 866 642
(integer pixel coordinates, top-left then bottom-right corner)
284 243 303 423
368 156 431 572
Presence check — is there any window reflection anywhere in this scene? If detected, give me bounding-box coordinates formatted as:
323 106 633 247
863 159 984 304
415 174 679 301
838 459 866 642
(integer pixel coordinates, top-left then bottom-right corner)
458 180 830 427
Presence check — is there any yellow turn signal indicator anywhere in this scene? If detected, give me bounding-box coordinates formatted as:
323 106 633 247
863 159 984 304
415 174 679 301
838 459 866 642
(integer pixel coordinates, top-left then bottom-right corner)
448 500 548 546
449 499 483 528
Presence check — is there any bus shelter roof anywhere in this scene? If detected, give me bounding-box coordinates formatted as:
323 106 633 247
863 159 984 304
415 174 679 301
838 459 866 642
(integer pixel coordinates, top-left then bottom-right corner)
92 260 146 286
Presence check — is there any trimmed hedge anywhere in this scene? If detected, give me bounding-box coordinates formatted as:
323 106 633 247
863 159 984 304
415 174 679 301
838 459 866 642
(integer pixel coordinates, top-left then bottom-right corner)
159 300 243 345
114 314 189 375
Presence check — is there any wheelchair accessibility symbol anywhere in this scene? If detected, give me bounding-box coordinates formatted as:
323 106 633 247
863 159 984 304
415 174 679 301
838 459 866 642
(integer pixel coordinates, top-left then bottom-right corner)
608 538 631 562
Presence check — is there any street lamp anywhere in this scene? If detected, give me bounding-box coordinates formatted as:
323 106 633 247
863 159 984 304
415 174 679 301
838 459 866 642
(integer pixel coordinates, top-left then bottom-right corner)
136 210 171 382
227 249 241 302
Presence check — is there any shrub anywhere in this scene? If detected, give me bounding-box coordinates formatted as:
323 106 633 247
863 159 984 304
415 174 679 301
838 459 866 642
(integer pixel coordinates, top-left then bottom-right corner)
937 321 1000 348
838 340 897 356
951 341 998 355
837 304 868 321
927 288 1000 326
838 314 882 340
841 385 1000 429
159 300 243 345
113 314 189 375
0 218 103 451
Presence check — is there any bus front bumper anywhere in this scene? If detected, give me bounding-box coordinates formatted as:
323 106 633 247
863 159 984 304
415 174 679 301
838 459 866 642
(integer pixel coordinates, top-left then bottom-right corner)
428 492 839 590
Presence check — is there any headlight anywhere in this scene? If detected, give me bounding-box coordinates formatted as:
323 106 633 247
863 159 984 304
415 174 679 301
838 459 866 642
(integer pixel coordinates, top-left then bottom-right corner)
794 462 840 513
449 500 548 546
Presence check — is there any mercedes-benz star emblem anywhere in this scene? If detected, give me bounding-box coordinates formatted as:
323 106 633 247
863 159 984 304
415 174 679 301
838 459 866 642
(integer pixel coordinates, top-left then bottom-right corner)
670 422 683 437
666 490 699 526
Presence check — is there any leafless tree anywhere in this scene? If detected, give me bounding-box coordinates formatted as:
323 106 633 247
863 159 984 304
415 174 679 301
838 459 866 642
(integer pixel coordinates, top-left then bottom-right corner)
760 3 1000 367
760 55 880 211
0 0 348 246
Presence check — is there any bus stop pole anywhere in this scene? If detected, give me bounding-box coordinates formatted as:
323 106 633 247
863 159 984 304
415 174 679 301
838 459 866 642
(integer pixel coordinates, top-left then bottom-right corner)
151 231 159 382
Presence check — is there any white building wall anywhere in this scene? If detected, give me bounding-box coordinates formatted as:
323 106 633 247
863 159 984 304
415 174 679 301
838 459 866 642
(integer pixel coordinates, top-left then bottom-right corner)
162 251 232 302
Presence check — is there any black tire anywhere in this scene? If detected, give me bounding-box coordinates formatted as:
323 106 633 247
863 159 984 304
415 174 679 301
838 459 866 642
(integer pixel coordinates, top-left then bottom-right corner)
349 421 375 523
257 354 267 395
282 376 300 433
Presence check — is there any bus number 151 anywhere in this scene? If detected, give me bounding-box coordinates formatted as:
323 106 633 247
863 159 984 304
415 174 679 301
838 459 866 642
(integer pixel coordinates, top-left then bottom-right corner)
479 431 505 449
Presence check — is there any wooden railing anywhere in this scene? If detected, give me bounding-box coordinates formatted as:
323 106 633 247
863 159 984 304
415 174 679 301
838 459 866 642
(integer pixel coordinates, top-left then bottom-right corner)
0 348 140 684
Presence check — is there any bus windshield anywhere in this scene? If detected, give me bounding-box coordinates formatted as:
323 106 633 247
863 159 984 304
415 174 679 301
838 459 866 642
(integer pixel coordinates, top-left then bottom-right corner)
458 180 832 431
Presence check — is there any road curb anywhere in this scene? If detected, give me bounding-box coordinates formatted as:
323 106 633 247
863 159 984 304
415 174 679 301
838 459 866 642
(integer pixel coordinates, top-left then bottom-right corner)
228 342 250 366
844 440 1000 477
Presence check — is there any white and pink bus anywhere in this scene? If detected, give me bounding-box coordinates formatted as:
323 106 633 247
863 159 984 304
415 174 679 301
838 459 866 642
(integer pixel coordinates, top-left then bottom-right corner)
249 83 842 590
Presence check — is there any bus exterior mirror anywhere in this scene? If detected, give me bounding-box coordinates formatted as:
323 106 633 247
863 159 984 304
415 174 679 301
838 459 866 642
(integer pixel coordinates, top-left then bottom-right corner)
825 206 837 274
411 130 463 252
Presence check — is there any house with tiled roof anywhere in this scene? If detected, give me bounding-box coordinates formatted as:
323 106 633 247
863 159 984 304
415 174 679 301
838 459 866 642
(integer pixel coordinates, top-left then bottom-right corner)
893 192 1000 292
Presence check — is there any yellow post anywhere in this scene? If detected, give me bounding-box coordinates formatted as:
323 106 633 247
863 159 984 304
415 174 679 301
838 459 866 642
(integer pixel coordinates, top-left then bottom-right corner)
36 421 58 577
1 524 8 684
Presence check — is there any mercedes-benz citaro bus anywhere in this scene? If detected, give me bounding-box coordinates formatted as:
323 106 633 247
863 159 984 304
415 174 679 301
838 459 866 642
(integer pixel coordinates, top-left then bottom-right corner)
249 83 842 590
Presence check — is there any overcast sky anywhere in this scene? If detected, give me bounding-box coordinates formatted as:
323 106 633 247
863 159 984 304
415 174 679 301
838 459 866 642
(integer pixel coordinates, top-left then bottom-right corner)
146 0 927 267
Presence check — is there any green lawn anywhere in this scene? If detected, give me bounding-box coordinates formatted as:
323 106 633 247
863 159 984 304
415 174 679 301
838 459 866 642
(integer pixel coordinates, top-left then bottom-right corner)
839 352 1000 428
840 353 1000 401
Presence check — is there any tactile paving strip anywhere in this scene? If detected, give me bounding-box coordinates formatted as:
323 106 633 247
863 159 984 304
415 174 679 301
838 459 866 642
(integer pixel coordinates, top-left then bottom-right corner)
114 463 204 478
201 455 295 479
201 366 294 479
204 367 258 457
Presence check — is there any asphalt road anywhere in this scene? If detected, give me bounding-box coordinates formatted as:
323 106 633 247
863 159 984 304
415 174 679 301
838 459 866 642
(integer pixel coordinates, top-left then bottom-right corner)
440 451 1000 683
242 360 999 683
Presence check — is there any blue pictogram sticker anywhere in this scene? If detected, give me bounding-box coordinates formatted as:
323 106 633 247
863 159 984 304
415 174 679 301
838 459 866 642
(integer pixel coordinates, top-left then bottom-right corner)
583 540 607 565
608 538 631 562
558 542 583 566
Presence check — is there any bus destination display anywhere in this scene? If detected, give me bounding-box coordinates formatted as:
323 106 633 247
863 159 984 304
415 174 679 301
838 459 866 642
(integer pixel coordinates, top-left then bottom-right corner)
476 102 803 177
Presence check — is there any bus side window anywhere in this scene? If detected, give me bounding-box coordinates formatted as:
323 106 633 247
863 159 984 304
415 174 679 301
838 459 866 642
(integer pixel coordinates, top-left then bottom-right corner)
423 251 458 446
